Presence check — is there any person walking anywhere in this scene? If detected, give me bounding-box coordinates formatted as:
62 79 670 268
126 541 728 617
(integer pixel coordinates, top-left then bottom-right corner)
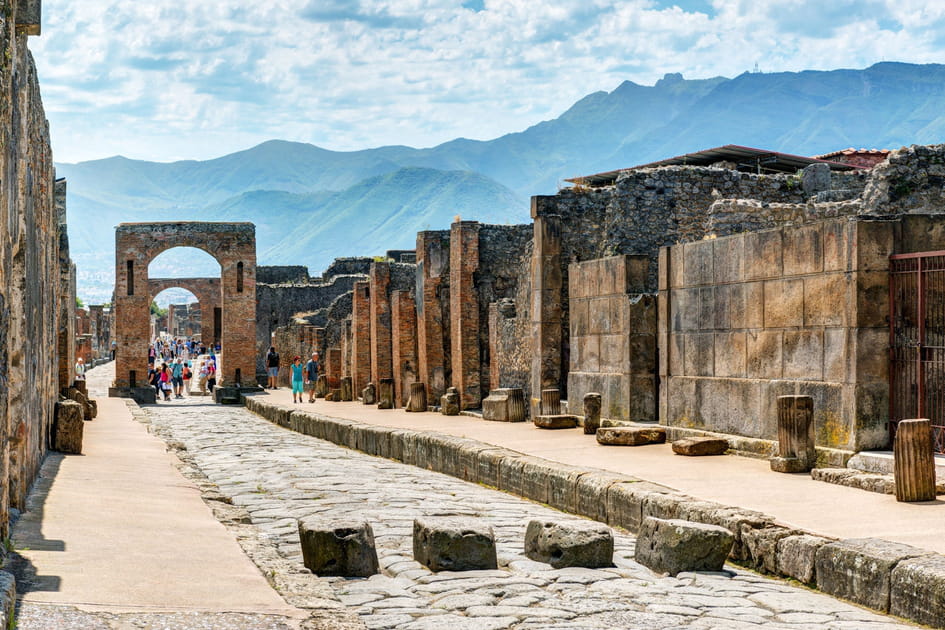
171 358 185 399
266 346 280 389
159 363 172 401
206 358 217 393
290 356 305 404
74 357 86 383
304 352 320 403
149 363 161 401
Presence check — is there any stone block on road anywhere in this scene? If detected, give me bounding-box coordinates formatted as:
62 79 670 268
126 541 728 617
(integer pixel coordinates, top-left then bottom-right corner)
413 517 497 572
297 519 379 578
597 426 666 446
671 437 727 456
525 520 614 569
634 517 734 576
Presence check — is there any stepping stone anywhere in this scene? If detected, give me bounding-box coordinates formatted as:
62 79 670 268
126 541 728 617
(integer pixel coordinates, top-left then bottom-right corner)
524 520 614 569
297 519 379 577
672 437 728 456
413 517 497 572
533 414 578 429
634 517 734 576
596 426 666 445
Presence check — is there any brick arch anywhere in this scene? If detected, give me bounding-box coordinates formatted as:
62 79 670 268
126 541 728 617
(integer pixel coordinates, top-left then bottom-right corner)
149 277 223 344
112 222 256 397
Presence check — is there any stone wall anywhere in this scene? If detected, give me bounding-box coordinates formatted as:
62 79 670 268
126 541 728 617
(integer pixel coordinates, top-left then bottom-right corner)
568 255 656 423
659 216 893 455
0 1 70 537
257 265 310 285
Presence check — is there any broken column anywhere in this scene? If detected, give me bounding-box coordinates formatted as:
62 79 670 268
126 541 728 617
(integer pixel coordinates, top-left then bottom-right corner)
530 206 563 417
482 388 526 422
894 418 936 502
450 221 481 409
406 382 427 412
415 231 451 402
377 378 394 410
541 389 561 415
340 376 353 402
583 392 601 435
770 395 815 473
362 382 376 405
440 387 460 415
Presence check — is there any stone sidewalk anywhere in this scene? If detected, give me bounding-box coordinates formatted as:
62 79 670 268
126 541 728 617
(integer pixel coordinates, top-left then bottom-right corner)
7 363 355 629
261 388 945 555
143 387 915 629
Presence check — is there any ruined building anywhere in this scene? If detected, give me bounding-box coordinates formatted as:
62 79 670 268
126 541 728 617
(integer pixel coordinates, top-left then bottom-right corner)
0 1 77 538
268 143 945 464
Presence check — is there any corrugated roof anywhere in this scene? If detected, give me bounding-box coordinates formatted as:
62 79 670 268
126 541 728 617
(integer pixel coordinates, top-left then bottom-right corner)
566 144 865 188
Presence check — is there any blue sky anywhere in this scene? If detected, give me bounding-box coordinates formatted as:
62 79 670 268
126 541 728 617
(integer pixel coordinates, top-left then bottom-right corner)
32 0 945 164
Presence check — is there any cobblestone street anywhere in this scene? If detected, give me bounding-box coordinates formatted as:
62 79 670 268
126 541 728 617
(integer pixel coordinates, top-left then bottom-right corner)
140 395 916 630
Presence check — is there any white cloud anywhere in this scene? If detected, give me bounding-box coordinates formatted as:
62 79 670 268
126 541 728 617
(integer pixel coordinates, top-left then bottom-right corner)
30 0 945 163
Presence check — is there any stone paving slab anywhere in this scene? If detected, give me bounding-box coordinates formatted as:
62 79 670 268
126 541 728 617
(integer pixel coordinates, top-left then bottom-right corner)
138 391 919 629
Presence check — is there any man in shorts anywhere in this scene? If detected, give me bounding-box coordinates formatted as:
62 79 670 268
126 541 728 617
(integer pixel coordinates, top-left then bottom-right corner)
266 346 280 389
304 352 320 403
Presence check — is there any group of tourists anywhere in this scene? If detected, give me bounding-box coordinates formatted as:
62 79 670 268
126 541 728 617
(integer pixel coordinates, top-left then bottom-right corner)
148 337 218 401
266 346 320 404
149 337 206 364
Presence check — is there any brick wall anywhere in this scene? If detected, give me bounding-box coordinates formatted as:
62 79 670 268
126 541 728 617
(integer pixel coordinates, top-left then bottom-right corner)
416 231 451 400
351 281 372 393
391 290 418 406
450 221 481 409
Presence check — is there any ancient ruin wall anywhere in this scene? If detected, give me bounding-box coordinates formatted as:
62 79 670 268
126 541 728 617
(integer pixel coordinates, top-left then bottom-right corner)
0 1 70 534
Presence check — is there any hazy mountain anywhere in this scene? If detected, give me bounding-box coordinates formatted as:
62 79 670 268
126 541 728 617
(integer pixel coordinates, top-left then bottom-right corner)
61 62 945 302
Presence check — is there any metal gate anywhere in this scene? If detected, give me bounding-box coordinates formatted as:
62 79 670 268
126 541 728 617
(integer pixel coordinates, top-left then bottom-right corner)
889 251 945 453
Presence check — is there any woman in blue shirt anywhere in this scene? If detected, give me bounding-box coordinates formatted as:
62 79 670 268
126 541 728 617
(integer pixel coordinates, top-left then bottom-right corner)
290 356 305 404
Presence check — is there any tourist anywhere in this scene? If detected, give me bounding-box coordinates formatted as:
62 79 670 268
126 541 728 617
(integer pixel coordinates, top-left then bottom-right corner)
171 358 184 399
182 361 191 395
148 364 161 401
74 357 86 382
206 358 216 393
305 352 320 403
159 363 172 401
290 356 304 404
266 346 280 389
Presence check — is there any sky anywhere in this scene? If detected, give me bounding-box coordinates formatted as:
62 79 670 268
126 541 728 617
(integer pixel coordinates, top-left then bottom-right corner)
31 0 945 164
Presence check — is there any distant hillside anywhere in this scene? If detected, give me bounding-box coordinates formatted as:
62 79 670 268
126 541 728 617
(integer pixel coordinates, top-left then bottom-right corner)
60 62 945 302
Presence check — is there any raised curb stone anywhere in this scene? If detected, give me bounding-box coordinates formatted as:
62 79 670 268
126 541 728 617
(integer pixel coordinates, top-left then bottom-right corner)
890 553 945 626
672 437 727 456
533 414 578 429
524 520 614 569
597 426 666 446
815 538 931 611
297 519 379 578
777 534 832 585
634 517 734 576
413 517 497 572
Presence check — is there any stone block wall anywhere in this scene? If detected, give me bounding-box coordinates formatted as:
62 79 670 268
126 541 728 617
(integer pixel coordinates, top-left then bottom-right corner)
659 216 893 454
0 0 70 536
567 255 657 423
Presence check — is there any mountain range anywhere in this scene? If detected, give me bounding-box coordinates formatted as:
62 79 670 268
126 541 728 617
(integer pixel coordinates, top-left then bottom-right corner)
60 61 945 303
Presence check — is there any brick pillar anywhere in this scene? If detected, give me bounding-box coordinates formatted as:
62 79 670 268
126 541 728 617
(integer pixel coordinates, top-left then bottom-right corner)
530 207 562 417
488 303 500 390
370 262 393 384
351 281 372 393
416 230 450 400
450 221 481 409
391 290 418 407
327 347 342 388
341 319 352 378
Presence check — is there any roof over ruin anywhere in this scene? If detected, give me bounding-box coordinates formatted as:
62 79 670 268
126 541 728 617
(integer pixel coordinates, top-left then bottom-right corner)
566 144 865 188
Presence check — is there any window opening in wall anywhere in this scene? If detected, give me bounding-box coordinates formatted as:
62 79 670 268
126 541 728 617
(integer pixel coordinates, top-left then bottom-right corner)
237 261 244 293
127 260 134 295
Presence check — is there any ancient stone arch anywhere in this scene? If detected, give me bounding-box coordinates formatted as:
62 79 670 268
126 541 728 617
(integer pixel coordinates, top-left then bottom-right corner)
149 277 222 344
111 222 256 396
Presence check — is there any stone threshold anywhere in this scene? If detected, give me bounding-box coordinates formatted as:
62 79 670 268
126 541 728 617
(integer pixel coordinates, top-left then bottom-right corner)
243 395 945 628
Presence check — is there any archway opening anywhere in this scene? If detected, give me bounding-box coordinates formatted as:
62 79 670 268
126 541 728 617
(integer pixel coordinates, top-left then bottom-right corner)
151 287 201 341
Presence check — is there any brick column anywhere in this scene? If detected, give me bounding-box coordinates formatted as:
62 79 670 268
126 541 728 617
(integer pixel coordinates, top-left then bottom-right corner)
450 221 481 409
327 347 342 388
370 262 393 384
391 290 419 407
351 281 372 393
416 230 451 400
530 206 563 417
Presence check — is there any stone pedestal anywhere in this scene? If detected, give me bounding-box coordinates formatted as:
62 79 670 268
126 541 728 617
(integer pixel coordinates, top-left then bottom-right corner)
482 388 526 422
583 392 601 435
340 377 353 402
771 395 815 473
440 387 460 416
54 400 83 454
894 418 936 502
541 389 561 415
314 375 329 398
297 519 379 577
406 382 427 412
534 415 578 429
378 378 394 409
362 382 376 405
413 517 497 572
524 520 614 569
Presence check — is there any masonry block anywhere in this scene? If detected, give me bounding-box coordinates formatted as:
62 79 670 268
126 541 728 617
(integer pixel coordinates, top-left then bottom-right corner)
413 517 497 572
635 517 734 576
525 520 614 569
482 388 526 422
297 519 379 577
